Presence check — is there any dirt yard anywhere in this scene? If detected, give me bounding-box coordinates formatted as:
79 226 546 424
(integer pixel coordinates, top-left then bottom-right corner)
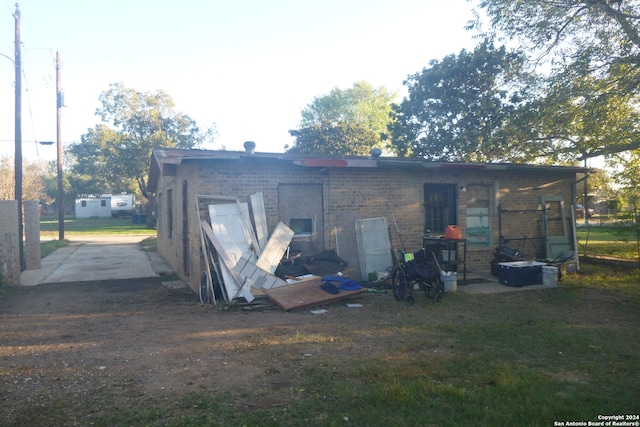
0 278 394 425
1 275 636 426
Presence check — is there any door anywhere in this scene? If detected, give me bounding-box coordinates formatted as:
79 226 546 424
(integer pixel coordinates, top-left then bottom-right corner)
182 180 189 276
88 200 99 218
208 202 257 301
541 196 571 260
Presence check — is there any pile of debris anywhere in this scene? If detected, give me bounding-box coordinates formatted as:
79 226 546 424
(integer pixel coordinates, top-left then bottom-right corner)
196 194 364 311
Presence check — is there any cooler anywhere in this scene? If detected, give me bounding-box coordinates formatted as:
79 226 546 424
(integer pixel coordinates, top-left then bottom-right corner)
498 261 545 287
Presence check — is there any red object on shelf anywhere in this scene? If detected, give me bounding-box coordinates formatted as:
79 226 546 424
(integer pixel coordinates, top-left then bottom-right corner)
445 225 461 240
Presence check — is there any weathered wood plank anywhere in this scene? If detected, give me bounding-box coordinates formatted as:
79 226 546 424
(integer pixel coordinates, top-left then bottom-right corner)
263 277 365 311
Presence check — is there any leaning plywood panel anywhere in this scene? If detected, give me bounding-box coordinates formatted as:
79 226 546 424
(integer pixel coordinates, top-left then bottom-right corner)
255 222 295 282
263 277 365 311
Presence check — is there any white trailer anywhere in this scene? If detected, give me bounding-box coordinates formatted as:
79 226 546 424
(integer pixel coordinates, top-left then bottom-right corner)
110 194 135 217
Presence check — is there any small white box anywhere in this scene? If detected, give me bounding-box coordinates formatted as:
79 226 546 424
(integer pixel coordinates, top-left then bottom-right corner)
441 250 456 261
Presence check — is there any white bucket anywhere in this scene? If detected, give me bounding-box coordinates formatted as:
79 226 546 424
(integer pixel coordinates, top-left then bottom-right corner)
441 272 457 292
542 266 558 286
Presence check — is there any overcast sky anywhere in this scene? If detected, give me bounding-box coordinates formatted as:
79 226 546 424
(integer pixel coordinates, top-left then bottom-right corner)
0 0 480 162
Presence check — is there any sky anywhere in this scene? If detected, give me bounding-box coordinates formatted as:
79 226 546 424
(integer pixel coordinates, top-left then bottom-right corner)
0 0 480 163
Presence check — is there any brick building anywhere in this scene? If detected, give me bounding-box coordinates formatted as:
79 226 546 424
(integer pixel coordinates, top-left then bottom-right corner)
148 146 589 294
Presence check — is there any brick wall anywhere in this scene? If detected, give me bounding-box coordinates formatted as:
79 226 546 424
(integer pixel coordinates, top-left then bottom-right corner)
24 200 41 270
0 201 20 285
155 158 576 292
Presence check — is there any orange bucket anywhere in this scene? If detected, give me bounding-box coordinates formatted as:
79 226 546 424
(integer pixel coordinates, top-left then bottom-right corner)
445 225 462 240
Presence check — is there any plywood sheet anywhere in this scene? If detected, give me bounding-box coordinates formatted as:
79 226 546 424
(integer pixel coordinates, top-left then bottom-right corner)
263 277 365 311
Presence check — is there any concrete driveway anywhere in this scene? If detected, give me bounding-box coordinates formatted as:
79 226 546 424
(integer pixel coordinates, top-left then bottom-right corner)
20 235 174 286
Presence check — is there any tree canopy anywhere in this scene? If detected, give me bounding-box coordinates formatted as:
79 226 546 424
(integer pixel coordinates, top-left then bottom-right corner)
388 40 532 162
471 0 640 160
287 81 396 155
67 83 214 202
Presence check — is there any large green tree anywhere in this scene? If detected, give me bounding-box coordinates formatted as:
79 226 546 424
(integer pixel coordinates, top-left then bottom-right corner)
287 81 396 155
389 40 532 162
67 83 214 204
471 0 640 160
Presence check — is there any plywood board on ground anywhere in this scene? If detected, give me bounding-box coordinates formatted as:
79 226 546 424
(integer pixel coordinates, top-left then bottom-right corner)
263 277 365 311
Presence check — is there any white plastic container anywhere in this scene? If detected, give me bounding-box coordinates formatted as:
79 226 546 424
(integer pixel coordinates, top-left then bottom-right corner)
440 271 457 292
542 265 558 286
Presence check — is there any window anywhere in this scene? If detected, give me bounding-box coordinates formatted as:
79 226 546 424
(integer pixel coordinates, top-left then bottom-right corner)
101 200 106 207
167 189 173 239
289 218 313 236
466 184 491 246
81 200 87 207
424 184 457 234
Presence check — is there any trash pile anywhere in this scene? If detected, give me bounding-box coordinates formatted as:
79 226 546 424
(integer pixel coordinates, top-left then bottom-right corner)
197 194 364 311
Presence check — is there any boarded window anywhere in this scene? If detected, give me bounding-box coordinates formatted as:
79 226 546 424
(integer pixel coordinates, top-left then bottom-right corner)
278 184 324 252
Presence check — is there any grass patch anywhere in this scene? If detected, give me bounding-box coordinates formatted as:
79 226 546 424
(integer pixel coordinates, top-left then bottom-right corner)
39 239 68 258
576 225 639 260
39 216 156 237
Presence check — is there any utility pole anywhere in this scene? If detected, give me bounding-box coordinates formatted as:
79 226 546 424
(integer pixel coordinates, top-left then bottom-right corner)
14 4 24 271
56 51 64 240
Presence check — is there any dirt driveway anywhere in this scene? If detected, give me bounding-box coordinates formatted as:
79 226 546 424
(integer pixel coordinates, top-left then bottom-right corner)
0 276 391 425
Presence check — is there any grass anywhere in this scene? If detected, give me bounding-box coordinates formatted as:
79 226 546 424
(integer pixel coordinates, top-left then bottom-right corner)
79 273 640 427
39 215 157 237
576 223 639 260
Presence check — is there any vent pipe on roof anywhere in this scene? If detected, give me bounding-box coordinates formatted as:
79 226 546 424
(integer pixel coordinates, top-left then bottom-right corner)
370 147 382 158
243 141 256 154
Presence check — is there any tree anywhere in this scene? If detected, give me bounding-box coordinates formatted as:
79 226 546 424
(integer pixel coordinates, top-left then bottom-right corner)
287 120 381 156
0 155 51 203
388 40 532 162
67 83 215 205
610 149 640 260
471 0 640 160
287 81 396 155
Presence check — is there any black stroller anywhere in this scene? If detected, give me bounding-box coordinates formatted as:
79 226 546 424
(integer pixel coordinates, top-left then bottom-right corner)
392 248 444 305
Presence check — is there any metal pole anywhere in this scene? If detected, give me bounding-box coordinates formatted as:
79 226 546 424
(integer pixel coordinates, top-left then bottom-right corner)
56 51 64 240
14 4 24 271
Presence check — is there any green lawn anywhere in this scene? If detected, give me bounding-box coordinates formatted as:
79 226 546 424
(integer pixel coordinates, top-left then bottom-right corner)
39 215 157 237
576 224 639 260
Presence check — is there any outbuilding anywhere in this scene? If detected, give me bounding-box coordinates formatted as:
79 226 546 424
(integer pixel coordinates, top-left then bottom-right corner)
148 145 590 295
75 195 111 219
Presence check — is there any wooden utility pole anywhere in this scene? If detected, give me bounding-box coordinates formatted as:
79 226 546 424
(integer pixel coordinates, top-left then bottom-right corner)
56 51 64 240
14 4 24 271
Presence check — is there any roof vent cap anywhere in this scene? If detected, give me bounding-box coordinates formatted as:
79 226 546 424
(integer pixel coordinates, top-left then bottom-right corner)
243 141 256 154
370 147 382 158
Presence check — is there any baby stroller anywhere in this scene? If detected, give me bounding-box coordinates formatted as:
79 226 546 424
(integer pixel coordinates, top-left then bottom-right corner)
392 249 444 305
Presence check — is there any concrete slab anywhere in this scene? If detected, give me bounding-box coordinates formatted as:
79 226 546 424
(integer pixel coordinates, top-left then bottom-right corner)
454 271 558 294
20 235 175 286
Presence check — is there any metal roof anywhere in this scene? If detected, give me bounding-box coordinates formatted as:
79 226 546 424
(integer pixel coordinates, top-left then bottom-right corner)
148 147 593 191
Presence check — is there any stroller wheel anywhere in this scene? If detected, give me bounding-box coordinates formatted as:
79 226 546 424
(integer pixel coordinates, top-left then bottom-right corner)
433 292 443 302
405 294 415 305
